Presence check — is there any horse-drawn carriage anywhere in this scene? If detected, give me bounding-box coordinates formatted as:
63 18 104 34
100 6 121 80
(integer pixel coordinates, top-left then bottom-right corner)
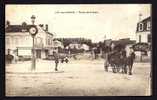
104 45 135 75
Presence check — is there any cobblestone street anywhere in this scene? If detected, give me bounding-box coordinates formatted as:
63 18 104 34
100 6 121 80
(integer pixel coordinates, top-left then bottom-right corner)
5 59 151 96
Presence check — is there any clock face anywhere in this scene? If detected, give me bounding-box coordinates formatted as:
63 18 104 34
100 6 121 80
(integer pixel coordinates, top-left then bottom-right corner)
29 26 38 35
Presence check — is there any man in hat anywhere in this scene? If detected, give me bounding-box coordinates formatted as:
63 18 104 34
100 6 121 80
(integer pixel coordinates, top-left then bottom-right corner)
53 51 59 71
128 47 136 75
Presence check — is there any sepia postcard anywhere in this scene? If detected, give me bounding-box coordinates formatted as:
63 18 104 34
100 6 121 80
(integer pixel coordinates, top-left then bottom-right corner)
5 4 151 96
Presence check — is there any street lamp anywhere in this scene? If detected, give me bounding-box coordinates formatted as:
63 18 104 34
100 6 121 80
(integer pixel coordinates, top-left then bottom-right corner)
29 15 38 71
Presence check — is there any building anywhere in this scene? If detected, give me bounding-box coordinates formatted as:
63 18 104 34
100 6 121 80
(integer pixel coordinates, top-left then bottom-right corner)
5 22 54 60
112 38 136 46
136 16 151 44
55 37 92 47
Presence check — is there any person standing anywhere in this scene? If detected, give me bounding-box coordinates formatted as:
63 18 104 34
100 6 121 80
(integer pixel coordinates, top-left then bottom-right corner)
128 47 136 75
104 46 110 71
91 47 95 60
53 51 59 71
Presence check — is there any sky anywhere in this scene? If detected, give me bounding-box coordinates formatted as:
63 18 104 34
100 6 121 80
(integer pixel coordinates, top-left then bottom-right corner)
5 4 151 42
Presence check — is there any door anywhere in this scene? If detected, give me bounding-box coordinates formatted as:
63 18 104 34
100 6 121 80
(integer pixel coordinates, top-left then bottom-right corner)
36 50 41 58
139 35 141 43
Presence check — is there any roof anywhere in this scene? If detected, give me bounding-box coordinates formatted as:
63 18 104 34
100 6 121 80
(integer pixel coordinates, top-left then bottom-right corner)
136 16 151 32
138 16 151 24
46 31 54 36
5 24 53 36
112 39 136 46
5 25 34 33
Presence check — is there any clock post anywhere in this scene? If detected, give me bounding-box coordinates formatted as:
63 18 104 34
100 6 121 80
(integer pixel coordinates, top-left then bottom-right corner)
29 15 38 71
29 25 38 71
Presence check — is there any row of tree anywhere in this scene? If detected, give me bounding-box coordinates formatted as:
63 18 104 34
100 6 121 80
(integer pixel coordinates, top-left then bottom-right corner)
55 38 92 48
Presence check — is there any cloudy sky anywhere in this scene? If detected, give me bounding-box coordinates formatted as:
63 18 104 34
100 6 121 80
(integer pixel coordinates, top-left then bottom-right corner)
6 4 151 42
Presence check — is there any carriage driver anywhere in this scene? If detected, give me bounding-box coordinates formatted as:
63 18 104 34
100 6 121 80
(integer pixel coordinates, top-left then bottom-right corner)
129 47 135 57
128 47 136 75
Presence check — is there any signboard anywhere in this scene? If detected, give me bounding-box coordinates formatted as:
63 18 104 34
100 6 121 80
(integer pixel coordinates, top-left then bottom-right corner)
17 48 32 56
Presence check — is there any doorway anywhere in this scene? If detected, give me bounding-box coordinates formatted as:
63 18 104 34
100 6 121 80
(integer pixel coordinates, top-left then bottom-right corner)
36 49 41 58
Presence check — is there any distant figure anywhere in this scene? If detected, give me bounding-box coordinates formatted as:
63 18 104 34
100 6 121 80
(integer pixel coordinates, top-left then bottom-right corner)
104 46 111 71
61 56 69 63
111 43 115 51
94 47 99 59
91 48 95 60
127 47 136 75
64 56 69 63
6 54 14 64
6 49 14 64
53 51 59 71
12 50 18 63
104 52 109 71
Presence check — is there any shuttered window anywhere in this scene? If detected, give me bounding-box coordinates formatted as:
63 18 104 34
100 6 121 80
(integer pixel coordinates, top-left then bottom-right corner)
147 21 151 31
138 23 143 31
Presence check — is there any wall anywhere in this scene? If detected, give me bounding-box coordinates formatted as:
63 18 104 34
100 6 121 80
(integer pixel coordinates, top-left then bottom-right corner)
5 32 32 55
136 31 150 43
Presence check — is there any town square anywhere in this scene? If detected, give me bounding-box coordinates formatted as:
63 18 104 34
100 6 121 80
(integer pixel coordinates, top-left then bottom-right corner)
5 4 151 96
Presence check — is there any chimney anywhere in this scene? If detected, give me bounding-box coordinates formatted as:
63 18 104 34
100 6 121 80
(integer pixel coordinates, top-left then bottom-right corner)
45 24 48 32
139 13 142 22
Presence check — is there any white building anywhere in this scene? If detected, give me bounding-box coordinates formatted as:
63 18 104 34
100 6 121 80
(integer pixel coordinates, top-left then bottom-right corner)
136 16 151 44
5 22 54 59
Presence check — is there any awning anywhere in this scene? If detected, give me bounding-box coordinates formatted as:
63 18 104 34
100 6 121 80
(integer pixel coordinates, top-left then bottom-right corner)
132 42 149 51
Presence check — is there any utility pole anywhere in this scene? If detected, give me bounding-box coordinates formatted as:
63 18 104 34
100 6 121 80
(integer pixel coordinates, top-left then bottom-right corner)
29 15 38 71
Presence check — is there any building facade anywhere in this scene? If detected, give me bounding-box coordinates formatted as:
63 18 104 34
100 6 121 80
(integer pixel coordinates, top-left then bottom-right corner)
136 16 151 44
5 22 54 59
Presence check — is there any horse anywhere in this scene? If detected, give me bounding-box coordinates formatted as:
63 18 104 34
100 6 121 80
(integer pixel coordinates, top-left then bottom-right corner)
104 49 129 74
105 51 125 73
104 45 136 75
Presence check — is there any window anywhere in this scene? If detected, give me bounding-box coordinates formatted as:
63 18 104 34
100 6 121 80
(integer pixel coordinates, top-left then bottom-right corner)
138 23 143 31
147 21 151 31
139 35 141 43
148 34 151 43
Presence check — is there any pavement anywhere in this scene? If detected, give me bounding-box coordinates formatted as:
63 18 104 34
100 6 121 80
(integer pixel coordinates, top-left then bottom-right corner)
5 59 151 96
